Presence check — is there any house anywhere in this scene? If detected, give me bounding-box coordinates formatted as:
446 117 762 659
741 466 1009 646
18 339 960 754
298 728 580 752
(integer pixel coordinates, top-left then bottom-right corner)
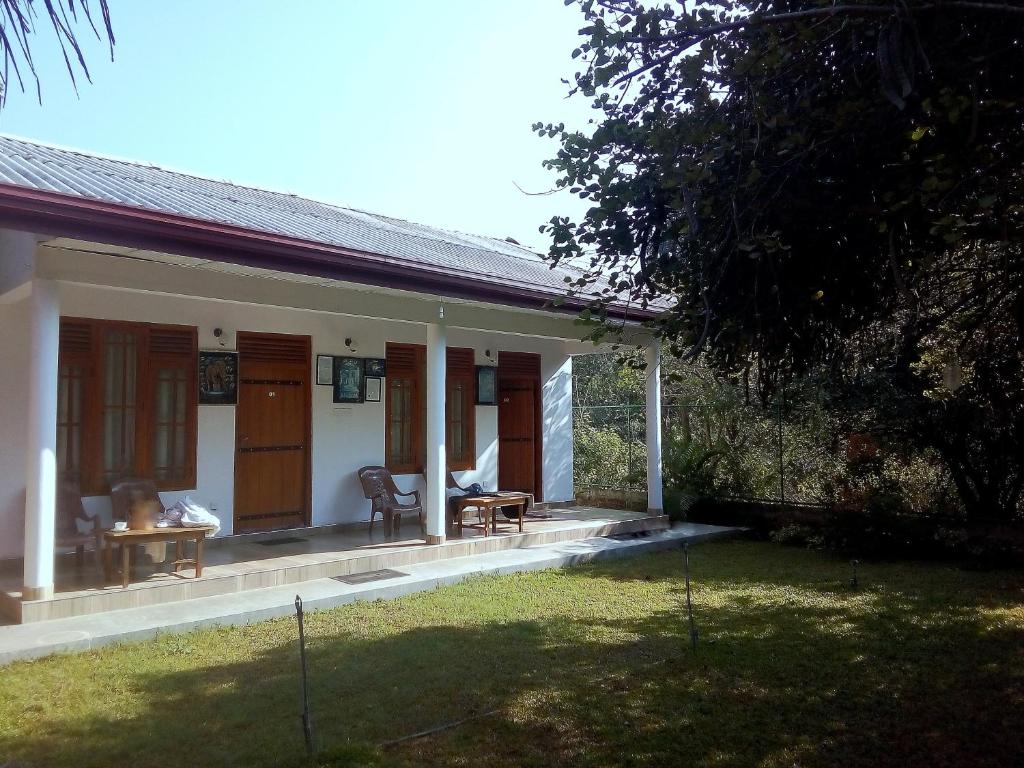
0 134 666 623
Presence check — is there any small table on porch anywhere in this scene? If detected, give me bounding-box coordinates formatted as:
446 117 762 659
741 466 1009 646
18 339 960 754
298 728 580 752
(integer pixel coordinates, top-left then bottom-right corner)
453 493 531 537
103 526 215 588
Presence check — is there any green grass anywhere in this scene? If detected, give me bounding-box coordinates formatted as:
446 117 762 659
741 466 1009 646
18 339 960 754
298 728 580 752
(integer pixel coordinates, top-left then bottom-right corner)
2 540 1023 767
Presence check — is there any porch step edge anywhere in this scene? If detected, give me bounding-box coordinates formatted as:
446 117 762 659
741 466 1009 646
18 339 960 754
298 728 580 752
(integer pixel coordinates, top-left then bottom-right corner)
16 513 670 623
0 523 739 665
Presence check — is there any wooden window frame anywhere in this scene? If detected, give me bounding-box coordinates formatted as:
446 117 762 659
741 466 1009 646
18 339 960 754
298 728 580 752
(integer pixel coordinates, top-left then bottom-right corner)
384 343 477 474
58 317 198 495
385 342 426 474
445 347 476 471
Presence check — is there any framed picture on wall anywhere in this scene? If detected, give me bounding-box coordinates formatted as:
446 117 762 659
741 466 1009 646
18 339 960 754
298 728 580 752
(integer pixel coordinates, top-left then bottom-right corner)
315 355 334 386
364 357 386 377
199 351 238 405
476 365 497 405
333 356 364 403
364 376 382 403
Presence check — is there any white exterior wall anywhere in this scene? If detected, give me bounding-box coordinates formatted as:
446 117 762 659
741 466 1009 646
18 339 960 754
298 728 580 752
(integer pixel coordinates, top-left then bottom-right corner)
0 282 576 557
0 299 30 561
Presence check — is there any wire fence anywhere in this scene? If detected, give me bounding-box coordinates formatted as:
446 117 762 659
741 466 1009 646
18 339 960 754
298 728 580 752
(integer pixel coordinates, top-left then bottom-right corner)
574 400 829 506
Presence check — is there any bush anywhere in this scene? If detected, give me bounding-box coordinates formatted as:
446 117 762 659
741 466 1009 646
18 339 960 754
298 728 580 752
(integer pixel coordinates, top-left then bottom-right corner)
683 494 1024 566
663 487 701 521
574 420 645 489
770 524 825 549
684 496 826 534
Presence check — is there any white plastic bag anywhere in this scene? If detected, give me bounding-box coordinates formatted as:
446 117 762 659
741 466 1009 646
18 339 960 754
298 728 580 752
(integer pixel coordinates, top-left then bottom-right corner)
173 496 221 537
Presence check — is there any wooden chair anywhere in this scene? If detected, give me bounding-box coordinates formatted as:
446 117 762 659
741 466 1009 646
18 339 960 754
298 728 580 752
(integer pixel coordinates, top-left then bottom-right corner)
109 478 167 564
445 471 485 531
357 466 425 540
110 478 162 523
445 471 469 493
445 471 534 523
56 481 102 567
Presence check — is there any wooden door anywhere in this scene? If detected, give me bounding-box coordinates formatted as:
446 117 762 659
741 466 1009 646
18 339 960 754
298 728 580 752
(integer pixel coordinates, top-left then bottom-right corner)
498 352 542 500
234 332 311 532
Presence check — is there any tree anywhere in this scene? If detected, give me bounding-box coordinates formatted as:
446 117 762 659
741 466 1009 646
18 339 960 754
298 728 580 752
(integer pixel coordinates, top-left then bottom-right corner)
1 0 113 106
540 0 1024 520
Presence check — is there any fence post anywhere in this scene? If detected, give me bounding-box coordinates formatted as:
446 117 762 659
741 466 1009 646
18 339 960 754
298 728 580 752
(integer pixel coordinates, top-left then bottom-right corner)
683 543 698 651
626 402 634 488
295 595 315 757
777 385 786 505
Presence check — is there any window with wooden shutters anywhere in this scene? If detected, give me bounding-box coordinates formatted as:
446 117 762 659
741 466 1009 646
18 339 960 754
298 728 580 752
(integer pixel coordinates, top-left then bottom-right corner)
57 318 198 493
446 347 476 471
100 326 138 485
148 327 197 486
57 320 93 488
384 343 477 473
385 343 425 474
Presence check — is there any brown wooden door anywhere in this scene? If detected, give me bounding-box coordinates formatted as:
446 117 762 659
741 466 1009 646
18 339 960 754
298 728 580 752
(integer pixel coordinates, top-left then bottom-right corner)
498 352 542 499
234 332 311 532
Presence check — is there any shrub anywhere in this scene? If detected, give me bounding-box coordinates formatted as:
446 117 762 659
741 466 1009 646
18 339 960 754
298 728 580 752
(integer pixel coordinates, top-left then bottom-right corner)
770 524 825 549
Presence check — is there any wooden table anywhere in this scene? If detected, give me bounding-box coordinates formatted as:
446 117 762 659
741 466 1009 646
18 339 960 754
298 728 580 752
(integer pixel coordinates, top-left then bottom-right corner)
103 526 215 587
453 493 530 536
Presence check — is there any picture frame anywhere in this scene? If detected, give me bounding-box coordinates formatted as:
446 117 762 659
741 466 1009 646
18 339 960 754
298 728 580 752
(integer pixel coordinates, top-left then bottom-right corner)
364 376 382 403
198 351 238 405
333 356 364 403
315 354 334 386
475 365 497 405
364 357 386 378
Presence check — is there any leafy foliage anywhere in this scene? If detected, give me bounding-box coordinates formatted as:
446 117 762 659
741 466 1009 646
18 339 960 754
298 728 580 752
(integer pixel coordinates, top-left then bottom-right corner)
573 352 845 503
545 0 1024 520
0 0 113 106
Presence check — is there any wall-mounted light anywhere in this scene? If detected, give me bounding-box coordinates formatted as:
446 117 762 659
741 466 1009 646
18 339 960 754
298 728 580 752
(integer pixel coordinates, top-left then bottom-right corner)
213 327 227 348
484 348 496 364
344 336 359 353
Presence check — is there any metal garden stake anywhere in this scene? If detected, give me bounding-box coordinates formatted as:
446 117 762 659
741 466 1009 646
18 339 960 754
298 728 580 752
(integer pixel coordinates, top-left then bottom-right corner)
683 543 699 650
295 594 316 757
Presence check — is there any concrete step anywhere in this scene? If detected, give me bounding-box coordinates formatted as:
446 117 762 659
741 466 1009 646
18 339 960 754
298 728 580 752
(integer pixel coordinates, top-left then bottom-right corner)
0 522 737 664
13 512 667 623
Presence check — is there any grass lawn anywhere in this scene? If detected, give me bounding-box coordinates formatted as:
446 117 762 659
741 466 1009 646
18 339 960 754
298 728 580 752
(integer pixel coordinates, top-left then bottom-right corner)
1 539 1023 767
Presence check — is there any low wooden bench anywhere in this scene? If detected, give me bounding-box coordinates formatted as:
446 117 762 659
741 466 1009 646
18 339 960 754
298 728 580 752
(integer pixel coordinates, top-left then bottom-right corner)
103 526 215 587
453 493 531 536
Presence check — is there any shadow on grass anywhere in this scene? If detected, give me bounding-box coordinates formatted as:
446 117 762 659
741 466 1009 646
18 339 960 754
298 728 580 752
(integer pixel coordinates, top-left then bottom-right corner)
2 543 1023 768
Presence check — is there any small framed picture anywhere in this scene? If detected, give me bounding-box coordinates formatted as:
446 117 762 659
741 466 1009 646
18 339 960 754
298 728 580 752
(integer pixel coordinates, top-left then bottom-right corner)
315 355 334 386
364 357 386 377
364 376 382 403
333 356 364 403
199 351 238 405
476 366 497 405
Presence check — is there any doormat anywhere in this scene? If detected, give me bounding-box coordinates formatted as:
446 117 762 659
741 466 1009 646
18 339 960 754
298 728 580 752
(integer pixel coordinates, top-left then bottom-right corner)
332 569 408 585
255 536 308 546
604 531 652 541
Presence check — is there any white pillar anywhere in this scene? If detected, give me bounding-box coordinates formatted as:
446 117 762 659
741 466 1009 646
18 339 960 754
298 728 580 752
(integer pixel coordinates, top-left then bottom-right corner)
645 340 664 514
425 322 447 544
23 279 60 601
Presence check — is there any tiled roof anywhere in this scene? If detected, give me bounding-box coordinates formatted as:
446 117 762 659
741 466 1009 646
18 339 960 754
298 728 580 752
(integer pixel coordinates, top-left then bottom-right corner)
0 134 601 304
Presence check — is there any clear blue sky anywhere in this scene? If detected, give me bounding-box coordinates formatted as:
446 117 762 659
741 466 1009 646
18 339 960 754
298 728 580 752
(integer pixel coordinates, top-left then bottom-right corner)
0 0 595 252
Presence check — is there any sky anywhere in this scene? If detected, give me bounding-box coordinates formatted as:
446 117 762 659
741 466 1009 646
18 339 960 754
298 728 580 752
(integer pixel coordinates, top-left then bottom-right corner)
0 0 597 252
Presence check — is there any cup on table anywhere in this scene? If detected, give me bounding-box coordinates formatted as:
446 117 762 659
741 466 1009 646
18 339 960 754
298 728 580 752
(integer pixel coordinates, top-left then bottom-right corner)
113 521 128 532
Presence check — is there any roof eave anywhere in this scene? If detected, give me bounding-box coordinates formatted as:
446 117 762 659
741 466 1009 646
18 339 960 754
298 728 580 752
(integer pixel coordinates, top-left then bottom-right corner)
0 183 659 323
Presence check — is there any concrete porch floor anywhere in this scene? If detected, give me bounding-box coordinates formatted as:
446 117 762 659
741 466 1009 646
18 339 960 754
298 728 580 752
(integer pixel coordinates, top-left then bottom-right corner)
0 506 669 623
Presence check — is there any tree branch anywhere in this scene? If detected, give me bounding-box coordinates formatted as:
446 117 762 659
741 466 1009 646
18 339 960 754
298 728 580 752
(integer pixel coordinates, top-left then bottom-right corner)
624 2 1024 46
613 1 1024 85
